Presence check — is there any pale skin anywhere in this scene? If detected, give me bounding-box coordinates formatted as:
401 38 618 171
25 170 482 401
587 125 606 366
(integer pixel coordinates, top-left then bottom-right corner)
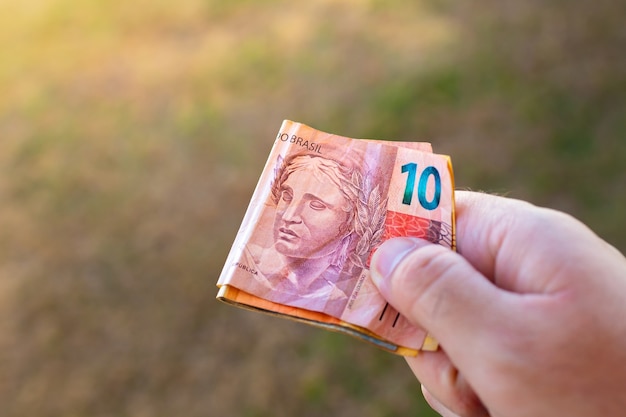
370 191 626 417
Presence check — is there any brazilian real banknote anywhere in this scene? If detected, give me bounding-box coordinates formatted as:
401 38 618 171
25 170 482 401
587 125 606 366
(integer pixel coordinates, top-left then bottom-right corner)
217 120 455 355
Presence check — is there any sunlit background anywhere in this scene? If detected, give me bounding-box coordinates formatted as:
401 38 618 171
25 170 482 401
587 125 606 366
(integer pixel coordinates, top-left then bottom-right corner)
1 0 624 416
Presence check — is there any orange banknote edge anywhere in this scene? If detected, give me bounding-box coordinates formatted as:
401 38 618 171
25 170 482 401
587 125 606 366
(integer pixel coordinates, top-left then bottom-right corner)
217 284 439 355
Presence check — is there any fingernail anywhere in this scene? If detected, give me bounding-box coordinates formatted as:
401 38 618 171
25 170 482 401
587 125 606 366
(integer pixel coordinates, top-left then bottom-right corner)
370 237 427 288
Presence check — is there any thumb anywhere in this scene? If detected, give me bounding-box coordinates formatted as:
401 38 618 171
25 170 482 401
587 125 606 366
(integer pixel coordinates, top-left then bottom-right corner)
370 237 510 358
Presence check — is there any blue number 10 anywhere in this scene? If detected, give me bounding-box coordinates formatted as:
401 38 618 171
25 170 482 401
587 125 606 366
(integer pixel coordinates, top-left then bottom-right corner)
401 163 441 210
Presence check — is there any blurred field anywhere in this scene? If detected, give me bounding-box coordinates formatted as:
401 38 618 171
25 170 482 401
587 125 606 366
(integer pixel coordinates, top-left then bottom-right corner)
0 0 624 416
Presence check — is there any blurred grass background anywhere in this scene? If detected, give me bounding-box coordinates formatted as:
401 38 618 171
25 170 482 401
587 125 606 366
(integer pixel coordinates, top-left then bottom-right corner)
0 0 624 416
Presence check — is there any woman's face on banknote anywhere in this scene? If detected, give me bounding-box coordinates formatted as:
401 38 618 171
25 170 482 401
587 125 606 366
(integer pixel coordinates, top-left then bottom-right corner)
274 166 349 260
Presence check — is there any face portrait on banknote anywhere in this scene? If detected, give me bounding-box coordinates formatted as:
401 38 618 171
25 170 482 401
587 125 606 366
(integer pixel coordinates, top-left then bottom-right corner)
239 145 388 316
273 155 352 263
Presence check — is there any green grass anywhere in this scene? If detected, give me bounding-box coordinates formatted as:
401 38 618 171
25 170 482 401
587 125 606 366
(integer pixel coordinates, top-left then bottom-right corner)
0 0 625 416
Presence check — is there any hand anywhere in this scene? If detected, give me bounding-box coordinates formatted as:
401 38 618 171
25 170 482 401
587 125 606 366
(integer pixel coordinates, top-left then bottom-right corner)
371 191 626 417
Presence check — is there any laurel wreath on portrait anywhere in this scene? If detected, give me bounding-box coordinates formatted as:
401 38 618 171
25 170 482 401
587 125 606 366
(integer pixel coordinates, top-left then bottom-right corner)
344 169 388 273
270 154 285 204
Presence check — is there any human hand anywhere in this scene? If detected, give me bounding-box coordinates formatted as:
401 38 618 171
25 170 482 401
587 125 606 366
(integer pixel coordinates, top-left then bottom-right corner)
370 191 626 417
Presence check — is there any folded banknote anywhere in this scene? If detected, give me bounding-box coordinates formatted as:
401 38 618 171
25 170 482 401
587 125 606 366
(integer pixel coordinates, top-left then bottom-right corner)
217 120 456 355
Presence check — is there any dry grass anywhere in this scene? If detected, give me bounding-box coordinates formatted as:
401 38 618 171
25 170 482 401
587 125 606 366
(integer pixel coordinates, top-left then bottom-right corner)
0 0 624 416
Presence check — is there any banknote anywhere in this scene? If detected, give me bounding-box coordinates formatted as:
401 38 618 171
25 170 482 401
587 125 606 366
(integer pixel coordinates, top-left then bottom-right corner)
217 120 455 355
